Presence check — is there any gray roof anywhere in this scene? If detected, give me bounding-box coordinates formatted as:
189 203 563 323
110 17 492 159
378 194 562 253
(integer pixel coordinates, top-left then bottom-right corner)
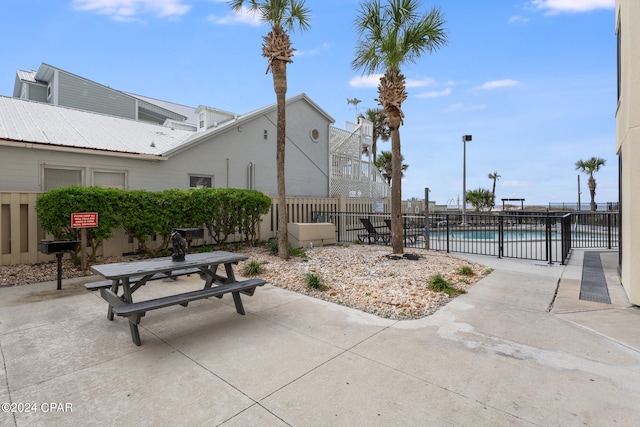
0 96 192 158
0 93 334 159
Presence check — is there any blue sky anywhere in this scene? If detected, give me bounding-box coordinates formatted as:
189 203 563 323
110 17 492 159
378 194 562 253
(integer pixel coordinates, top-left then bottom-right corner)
0 0 617 207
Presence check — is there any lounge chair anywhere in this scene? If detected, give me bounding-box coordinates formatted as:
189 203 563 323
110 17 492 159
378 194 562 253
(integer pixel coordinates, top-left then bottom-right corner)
358 218 391 244
384 219 423 244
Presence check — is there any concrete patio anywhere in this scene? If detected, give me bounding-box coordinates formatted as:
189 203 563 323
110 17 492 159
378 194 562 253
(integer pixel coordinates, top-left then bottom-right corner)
1 248 638 426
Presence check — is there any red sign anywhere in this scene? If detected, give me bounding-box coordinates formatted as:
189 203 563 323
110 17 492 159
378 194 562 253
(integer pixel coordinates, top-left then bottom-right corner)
71 212 99 229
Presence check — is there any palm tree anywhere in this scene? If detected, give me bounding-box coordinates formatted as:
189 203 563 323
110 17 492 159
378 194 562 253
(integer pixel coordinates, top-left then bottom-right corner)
575 157 606 211
353 0 447 254
375 150 408 185
361 108 390 164
466 188 493 212
229 0 310 259
488 171 500 209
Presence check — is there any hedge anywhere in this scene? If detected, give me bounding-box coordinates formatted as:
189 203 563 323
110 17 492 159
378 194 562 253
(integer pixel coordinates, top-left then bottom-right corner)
36 187 272 258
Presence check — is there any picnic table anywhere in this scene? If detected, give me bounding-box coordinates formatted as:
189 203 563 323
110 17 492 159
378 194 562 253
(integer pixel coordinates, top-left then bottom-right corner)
89 251 265 346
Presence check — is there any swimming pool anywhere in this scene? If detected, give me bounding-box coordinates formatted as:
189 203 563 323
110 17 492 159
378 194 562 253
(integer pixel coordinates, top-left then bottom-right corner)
428 230 613 240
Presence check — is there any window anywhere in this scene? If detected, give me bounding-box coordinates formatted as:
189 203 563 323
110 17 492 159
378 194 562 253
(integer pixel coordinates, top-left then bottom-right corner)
47 82 52 100
190 175 213 188
93 170 126 189
199 112 205 129
43 167 83 191
310 128 320 142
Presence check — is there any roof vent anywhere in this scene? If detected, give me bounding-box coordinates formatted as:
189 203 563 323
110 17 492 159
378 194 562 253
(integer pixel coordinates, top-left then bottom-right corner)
150 142 156 148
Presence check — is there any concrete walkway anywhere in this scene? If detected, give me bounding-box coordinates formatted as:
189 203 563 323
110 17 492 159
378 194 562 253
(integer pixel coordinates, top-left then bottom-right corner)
1 249 638 426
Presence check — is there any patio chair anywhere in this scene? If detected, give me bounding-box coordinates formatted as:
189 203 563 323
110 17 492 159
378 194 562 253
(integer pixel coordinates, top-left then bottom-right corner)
384 219 423 244
358 218 391 244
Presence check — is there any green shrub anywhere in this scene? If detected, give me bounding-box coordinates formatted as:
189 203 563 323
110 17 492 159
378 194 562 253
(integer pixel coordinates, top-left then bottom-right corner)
242 260 264 276
290 247 307 258
305 273 326 290
266 240 306 258
457 266 475 276
428 274 466 296
267 239 279 254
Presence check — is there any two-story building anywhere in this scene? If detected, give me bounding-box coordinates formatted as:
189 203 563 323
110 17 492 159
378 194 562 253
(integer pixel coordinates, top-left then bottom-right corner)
615 1 640 305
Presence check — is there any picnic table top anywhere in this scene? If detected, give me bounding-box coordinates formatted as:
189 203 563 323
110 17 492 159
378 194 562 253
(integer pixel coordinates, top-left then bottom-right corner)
91 251 247 280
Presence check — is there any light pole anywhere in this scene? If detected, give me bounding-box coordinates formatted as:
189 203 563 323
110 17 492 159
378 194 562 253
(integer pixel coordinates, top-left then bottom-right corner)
462 135 472 224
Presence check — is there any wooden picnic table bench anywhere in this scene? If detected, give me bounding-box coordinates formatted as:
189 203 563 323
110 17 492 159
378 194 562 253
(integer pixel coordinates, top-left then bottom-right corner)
84 267 201 291
89 251 266 346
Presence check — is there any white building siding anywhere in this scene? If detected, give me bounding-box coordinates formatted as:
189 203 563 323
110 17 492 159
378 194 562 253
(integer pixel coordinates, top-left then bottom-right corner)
616 0 640 305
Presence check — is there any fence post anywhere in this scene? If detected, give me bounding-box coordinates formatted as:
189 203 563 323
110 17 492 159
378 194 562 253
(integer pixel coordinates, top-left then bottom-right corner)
607 212 612 249
498 215 503 259
546 216 553 264
445 214 450 253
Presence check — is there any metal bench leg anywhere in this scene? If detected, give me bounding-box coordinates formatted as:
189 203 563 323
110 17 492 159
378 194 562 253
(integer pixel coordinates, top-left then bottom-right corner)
231 291 245 315
129 322 141 346
128 313 144 346
107 279 120 321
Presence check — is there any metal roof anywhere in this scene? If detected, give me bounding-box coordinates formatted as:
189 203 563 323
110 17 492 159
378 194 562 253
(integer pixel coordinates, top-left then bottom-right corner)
0 93 334 160
0 96 193 157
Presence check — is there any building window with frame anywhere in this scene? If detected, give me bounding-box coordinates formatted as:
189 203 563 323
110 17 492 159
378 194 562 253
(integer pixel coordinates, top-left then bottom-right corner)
42 166 83 191
93 170 127 189
190 175 213 188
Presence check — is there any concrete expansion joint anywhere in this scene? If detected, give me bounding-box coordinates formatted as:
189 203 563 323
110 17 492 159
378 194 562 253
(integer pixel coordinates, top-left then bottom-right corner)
547 277 561 312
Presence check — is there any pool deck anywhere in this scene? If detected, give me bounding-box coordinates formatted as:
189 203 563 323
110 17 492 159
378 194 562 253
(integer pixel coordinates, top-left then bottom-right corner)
1 248 639 426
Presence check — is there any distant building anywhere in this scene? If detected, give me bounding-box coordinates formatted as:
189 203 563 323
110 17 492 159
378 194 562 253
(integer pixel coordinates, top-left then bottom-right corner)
3 63 334 197
615 1 640 305
4 63 389 200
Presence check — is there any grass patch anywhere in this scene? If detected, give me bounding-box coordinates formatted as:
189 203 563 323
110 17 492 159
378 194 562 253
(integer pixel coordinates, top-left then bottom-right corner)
266 239 307 258
428 274 467 296
266 239 279 254
305 273 326 291
242 259 263 276
457 266 475 276
290 247 307 258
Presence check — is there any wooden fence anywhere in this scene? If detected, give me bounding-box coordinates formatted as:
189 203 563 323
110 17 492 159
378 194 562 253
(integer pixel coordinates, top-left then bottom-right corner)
0 192 399 266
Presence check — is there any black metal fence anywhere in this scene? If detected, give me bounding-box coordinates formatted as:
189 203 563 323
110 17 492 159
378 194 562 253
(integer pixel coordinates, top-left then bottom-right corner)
312 210 619 265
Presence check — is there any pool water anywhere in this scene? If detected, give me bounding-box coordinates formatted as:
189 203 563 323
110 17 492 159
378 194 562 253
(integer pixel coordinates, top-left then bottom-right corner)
428 230 609 240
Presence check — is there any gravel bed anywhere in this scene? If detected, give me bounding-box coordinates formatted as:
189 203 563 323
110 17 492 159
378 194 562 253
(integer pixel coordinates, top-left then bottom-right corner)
238 245 488 319
0 245 489 320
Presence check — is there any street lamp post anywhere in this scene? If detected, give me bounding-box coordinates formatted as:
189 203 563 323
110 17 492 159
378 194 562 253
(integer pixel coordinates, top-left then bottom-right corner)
462 135 472 224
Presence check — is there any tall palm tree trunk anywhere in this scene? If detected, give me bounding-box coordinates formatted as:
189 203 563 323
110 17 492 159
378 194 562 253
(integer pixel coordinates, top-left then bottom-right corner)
491 179 497 204
588 175 597 211
272 59 289 259
390 128 402 253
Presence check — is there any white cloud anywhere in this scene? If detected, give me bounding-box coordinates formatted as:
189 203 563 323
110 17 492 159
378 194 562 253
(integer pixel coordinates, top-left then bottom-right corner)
443 103 486 113
405 77 436 88
531 0 614 14
208 5 261 26
349 74 383 88
475 79 520 90
508 15 530 24
297 42 332 57
349 75 437 89
470 104 488 110
72 0 190 21
416 87 452 98
502 180 531 188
